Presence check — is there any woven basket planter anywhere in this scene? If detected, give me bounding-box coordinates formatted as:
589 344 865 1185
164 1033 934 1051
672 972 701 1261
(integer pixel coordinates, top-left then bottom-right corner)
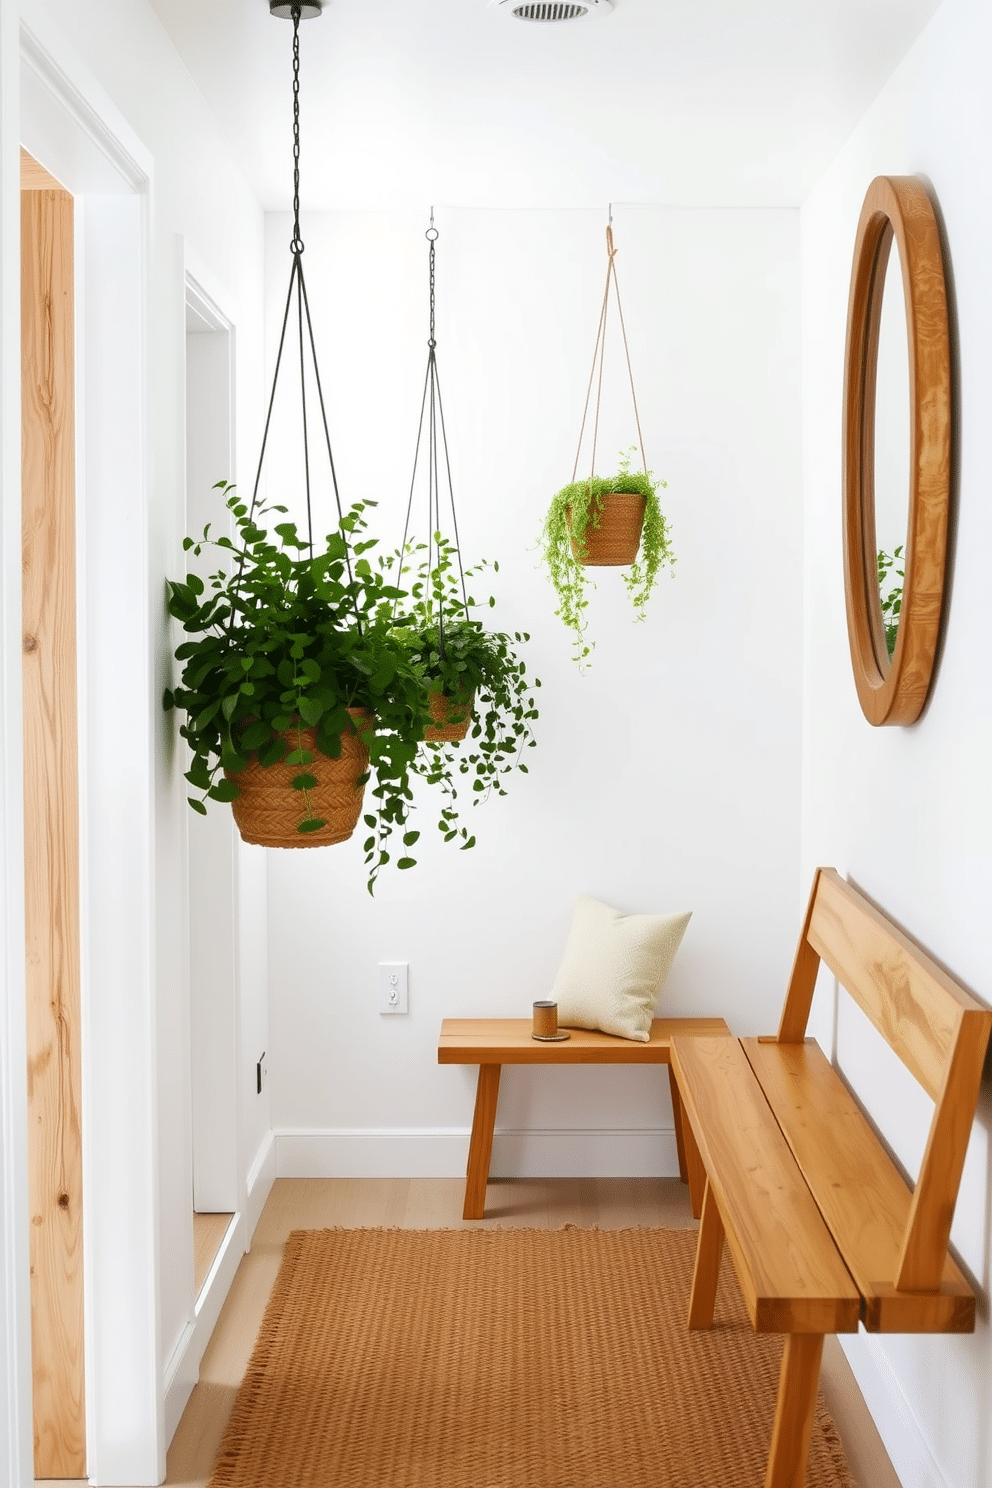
229 708 372 849
423 690 474 744
568 491 646 566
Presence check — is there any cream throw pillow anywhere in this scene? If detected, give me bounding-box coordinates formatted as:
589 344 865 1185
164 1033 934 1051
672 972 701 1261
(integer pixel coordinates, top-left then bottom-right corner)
552 897 692 1042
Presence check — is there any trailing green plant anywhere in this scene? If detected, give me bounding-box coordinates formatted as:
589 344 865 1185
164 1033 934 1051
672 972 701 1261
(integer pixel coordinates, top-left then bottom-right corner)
539 447 675 665
389 534 540 850
877 544 904 660
164 482 432 892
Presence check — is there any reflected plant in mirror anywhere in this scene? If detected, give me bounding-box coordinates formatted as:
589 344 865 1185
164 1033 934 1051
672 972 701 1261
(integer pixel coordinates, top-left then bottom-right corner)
877 545 904 661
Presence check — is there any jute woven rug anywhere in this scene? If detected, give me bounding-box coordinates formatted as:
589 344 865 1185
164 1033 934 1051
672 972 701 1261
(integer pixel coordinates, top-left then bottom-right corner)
209 1227 858 1488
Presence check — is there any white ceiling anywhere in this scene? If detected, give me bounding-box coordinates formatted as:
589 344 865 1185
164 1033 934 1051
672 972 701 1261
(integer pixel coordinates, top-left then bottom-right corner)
149 0 943 210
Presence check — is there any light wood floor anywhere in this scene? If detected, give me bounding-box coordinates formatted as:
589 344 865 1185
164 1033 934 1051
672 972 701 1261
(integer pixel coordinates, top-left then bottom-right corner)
41 1177 901 1488
193 1212 234 1297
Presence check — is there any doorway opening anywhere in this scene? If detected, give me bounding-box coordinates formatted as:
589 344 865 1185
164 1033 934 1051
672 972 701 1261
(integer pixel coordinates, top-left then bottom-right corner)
185 274 238 1285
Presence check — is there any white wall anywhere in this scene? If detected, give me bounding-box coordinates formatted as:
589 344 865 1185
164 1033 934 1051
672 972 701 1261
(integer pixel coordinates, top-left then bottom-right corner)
264 204 806 1180
801 1 992 1484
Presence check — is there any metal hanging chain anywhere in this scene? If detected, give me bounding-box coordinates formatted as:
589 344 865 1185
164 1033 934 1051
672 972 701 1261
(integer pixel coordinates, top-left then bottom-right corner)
571 222 648 487
290 9 304 256
396 213 469 653
241 3 356 613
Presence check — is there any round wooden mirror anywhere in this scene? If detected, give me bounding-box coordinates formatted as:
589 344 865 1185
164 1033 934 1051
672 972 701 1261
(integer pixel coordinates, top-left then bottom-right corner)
842 175 951 726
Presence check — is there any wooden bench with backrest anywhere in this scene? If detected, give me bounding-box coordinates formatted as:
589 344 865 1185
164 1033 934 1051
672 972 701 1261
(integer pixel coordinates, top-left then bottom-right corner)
670 867 991 1488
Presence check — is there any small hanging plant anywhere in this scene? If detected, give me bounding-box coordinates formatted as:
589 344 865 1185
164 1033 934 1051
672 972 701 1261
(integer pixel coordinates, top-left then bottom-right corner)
391 535 540 851
540 448 675 666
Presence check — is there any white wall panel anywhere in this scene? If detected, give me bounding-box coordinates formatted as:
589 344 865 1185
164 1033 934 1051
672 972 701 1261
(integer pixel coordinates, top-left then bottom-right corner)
800 2 992 1484
264 204 805 1158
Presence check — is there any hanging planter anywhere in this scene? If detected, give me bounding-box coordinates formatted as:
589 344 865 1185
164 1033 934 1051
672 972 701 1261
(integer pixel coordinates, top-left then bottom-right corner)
229 709 373 848
390 217 540 849
165 6 428 891
540 224 676 666
424 689 474 743
568 488 645 565
165 486 426 881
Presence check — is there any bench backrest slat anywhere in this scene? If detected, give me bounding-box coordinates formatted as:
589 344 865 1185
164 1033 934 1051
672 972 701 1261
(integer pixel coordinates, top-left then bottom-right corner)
777 867 991 1296
805 869 967 1102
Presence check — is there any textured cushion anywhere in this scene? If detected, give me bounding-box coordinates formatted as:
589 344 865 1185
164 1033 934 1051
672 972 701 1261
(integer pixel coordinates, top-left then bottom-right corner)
552 896 692 1042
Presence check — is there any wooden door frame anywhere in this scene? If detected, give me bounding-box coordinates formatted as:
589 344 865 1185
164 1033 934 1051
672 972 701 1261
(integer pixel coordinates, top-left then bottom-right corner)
21 150 85 1481
18 17 162 1486
0 4 34 1486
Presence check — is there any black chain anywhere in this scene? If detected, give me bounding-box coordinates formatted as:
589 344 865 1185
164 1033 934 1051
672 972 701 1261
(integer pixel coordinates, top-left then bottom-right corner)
290 6 304 254
427 209 438 348
243 0 357 622
395 213 469 641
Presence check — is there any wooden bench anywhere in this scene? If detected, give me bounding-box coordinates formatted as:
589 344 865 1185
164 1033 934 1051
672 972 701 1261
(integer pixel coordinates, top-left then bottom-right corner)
437 1016 730 1220
670 867 991 1488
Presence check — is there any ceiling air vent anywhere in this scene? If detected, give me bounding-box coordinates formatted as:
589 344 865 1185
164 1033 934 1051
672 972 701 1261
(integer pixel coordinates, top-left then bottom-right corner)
491 0 614 21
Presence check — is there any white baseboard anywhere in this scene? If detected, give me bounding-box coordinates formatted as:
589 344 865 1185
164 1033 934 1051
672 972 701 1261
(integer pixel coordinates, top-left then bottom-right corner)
274 1127 682 1180
162 1137 277 1450
839 1333 949 1488
163 1212 244 1445
246 1129 276 1239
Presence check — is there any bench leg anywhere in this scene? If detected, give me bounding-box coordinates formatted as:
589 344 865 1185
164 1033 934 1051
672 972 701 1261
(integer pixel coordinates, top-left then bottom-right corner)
688 1177 725 1330
463 1064 501 1220
679 1096 707 1220
668 1064 689 1184
764 1333 825 1488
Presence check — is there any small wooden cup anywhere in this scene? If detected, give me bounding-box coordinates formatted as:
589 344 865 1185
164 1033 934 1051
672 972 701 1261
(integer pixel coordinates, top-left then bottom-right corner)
532 1001 558 1039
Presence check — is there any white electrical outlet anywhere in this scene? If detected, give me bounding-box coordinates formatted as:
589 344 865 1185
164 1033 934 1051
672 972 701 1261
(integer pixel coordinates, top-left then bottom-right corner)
378 961 409 1015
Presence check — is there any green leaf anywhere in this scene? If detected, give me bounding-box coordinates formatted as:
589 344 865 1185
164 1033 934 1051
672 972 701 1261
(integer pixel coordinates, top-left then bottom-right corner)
258 736 286 768
291 773 319 791
193 699 222 732
188 797 208 815
297 817 327 834
397 856 416 870
402 830 420 847
284 748 314 767
297 695 323 726
208 779 241 803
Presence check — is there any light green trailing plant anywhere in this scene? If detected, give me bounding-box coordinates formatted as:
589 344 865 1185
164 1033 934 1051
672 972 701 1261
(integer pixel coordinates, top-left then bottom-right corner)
539 447 675 666
389 533 540 851
877 544 904 660
164 482 432 893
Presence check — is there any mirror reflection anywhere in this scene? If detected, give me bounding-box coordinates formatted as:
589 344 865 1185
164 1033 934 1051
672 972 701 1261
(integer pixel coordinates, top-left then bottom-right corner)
872 230 910 663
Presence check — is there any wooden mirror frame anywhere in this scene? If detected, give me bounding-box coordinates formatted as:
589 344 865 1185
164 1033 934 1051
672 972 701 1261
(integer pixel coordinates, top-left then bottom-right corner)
842 175 951 726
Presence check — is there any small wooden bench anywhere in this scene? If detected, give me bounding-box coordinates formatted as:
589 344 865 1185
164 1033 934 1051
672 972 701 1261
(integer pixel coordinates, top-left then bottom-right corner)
671 867 991 1488
438 1016 731 1220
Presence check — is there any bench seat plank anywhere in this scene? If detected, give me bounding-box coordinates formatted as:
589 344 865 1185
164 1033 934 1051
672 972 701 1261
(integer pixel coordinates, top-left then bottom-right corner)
671 1036 861 1336
742 1037 975 1333
438 1016 730 1065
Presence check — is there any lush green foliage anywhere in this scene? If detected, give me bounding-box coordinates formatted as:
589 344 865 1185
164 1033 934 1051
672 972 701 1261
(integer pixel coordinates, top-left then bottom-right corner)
390 535 540 849
164 483 431 891
877 544 904 660
539 448 675 665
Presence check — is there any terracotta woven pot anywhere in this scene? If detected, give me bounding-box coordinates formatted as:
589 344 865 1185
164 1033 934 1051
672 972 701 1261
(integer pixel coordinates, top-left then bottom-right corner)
229 708 372 849
568 491 646 566
423 690 474 744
